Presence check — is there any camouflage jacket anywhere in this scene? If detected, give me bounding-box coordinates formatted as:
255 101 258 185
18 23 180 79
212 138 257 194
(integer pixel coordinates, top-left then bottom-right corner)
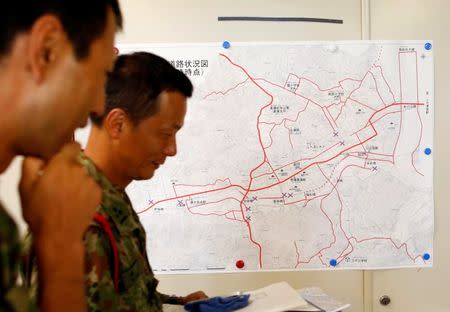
81 156 174 311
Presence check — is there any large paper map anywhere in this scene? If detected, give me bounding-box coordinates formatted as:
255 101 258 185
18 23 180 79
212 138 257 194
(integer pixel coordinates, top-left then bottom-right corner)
80 41 434 272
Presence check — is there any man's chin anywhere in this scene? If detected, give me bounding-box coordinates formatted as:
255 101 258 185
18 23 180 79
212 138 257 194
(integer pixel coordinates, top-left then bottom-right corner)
135 171 155 181
41 135 76 159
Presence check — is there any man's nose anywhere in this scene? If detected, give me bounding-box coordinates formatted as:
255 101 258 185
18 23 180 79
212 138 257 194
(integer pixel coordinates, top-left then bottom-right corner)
164 137 177 157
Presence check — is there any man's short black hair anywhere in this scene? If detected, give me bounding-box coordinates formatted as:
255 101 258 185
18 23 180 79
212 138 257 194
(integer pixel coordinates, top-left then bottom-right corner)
91 51 194 126
0 1 123 59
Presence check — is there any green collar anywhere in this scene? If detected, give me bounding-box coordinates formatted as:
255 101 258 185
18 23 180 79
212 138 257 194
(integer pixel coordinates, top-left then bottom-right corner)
80 153 142 235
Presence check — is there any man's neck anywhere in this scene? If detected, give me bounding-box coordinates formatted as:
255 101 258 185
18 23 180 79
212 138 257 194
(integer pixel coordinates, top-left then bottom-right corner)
84 130 131 189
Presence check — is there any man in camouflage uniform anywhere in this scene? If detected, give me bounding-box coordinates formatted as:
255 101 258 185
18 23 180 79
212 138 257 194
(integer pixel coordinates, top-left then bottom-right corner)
83 52 207 311
0 1 122 311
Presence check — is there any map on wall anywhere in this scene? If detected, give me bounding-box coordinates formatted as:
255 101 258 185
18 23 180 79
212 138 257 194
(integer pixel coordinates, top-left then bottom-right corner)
78 41 434 272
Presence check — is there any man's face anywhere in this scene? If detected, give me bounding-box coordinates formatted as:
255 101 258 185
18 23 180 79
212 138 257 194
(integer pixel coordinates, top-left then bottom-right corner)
117 90 187 181
34 8 117 158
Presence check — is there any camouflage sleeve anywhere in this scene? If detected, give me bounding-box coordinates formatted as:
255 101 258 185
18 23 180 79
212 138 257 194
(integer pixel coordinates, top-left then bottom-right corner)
19 232 38 311
0 206 28 311
157 292 181 305
84 225 121 312
19 232 35 289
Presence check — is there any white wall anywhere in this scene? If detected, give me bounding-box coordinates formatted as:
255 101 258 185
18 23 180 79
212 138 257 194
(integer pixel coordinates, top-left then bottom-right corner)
116 0 361 43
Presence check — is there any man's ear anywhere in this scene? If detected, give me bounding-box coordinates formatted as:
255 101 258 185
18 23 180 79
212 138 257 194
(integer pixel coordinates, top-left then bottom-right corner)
27 14 66 83
104 108 128 139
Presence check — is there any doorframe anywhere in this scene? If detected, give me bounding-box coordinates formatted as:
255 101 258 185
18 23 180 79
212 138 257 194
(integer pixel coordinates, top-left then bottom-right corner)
361 1 373 311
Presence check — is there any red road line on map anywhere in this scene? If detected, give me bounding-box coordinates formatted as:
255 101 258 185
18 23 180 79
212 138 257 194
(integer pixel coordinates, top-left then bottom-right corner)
346 236 423 262
284 120 294 149
203 78 249 99
368 70 388 106
411 104 425 176
348 97 378 111
399 52 403 102
368 109 401 126
373 65 396 102
294 241 301 268
265 124 277 149
411 52 425 176
138 184 247 214
174 178 232 189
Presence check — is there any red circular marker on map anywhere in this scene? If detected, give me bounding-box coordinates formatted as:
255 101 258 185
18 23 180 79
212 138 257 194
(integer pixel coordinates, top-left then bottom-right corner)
236 260 245 269
113 47 119 55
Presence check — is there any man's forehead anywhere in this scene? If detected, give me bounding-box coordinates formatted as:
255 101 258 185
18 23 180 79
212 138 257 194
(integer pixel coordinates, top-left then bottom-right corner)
142 113 184 128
